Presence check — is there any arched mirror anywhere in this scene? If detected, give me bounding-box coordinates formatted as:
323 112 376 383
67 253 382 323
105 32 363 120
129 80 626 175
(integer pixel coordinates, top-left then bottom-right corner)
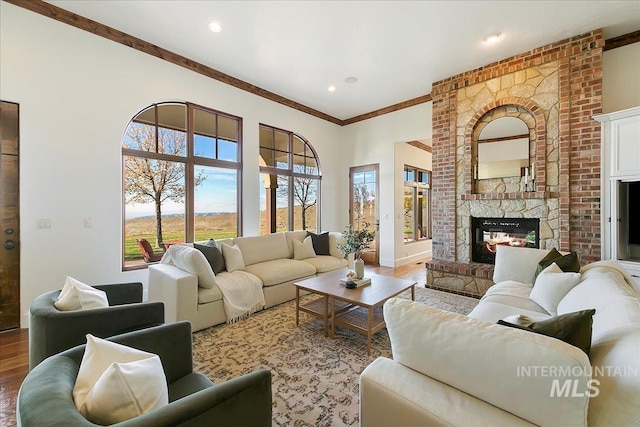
476 117 530 179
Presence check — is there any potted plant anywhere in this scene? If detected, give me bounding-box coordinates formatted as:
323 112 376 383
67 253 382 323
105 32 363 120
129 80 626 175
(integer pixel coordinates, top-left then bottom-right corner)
337 224 375 279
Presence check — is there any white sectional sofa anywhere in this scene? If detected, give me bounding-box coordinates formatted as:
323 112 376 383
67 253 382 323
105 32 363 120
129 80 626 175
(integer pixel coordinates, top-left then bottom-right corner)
360 246 640 427
148 231 348 332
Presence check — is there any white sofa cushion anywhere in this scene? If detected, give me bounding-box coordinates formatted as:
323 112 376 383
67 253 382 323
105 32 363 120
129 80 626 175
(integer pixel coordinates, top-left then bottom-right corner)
468 280 549 323
54 276 109 311
73 335 168 424
361 357 536 427
234 233 290 266
244 259 316 287
530 263 581 315
384 298 592 427
301 255 348 273
556 268 640 426
493 246 550 285
162 245 217 289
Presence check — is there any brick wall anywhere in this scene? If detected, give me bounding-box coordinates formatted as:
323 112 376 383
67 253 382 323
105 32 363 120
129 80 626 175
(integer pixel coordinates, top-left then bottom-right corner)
432 30 603 263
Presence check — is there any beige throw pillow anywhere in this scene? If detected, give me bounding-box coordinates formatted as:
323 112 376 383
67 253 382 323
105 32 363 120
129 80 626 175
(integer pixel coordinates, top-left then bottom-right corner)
73 335 168 424
293 236 316 260
54 276 109 311
222 244 246 272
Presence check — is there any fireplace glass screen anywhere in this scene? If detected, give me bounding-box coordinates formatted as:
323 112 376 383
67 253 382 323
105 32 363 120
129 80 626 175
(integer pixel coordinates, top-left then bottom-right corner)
471 217 540 264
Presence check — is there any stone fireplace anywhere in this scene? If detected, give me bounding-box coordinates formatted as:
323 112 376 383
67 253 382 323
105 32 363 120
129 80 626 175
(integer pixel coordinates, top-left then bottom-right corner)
426 30 603 297
471 217 540 264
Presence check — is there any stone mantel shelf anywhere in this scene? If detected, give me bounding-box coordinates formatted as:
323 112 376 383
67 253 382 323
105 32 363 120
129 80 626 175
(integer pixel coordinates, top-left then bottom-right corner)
461 191 554 201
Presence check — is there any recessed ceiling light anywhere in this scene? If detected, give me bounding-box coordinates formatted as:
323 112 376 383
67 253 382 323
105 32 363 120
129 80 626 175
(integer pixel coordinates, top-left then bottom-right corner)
345 76 358 84
483 32 502 44
208 22 222 33
328 85 336 92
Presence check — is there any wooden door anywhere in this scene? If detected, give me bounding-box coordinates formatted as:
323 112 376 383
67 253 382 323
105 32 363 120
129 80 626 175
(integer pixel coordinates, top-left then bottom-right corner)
349 164 379 265
0 101 20 331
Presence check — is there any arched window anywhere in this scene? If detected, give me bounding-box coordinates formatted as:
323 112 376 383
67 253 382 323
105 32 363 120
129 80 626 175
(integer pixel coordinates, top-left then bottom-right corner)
259 124 321 233
122 102 242 268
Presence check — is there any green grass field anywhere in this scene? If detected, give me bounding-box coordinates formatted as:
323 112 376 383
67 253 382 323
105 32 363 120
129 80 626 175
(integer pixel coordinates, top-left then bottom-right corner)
124 206 318 264
124 214 238 261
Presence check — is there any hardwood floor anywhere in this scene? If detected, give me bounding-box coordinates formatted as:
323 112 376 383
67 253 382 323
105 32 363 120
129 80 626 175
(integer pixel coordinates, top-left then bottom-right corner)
0 327 28 427
0 260 428 426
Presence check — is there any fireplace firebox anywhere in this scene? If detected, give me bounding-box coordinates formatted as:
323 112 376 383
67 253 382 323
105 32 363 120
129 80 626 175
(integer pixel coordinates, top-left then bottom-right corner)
471 217 540 264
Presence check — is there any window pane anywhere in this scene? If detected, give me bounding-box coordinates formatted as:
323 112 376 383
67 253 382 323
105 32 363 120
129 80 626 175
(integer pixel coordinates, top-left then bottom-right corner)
274 131 289 169
364 170 375 183
275 175 289 232
194 134 216 158
157 104 187 156
274 150 289 169
123 122 156 151
124 156 186 266
194 166 238 240
194 109 216 159
353 182 375 230
417 187 428 240
404 187 414 242
218 115 239 142
259 126 274 149
353 171 365 185
218 139 237 162
292 177 317 231
260 147 274 168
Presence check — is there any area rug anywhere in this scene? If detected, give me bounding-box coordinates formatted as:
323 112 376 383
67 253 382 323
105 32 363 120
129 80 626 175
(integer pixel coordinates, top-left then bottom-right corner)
192 287 478 426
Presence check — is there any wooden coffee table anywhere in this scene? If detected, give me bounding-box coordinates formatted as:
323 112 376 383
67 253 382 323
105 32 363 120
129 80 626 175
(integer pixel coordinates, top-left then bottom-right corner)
294 269 416 355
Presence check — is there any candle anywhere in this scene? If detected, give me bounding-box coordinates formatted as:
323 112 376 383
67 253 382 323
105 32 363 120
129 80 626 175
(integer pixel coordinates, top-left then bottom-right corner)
531 163 535 181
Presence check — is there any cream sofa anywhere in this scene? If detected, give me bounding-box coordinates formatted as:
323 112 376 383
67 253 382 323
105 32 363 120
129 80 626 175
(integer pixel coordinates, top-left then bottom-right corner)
360 246 640 427
148 231 347 332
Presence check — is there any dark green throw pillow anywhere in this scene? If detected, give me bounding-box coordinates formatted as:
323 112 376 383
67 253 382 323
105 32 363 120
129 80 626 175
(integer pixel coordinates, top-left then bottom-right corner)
533 248 581 282
307 231 331 256
194 242 226 274
497 309 596 355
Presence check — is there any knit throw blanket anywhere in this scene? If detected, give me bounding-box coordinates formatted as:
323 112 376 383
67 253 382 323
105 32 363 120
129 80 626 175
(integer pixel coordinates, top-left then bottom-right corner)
214 270 266 323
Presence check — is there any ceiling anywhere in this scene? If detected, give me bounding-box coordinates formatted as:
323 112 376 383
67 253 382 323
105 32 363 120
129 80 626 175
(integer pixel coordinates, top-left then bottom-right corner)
47 0 640 121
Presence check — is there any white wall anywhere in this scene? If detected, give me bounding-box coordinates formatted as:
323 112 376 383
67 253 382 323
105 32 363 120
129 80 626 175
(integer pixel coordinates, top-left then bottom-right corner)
0 3 345 327
603 42 640 113
342 103 432 266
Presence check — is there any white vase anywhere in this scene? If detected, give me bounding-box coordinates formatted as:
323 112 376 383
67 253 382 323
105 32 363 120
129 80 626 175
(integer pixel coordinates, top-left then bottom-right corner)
354 258 365 279
347 253 355 270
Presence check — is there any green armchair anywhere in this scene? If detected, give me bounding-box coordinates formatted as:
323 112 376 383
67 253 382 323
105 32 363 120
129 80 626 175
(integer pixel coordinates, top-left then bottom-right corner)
29 282 164 369
17 322 273 426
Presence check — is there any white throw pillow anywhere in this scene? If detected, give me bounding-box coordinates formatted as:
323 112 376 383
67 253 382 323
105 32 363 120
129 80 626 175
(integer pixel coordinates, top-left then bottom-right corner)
222 244 246 272
293 236 316 260
73 335 168 424
54 276 109 311
164 244 217 289
529 263 582 315
493 246 550 284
